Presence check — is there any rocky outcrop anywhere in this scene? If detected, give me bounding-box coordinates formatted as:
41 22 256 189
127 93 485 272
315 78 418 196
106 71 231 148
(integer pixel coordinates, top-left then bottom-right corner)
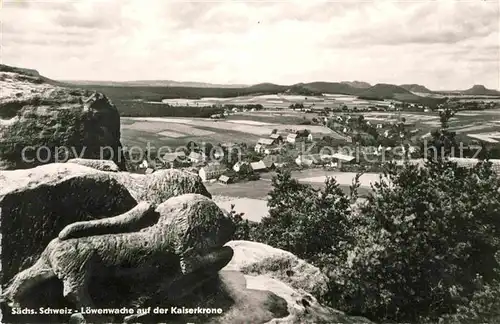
221 241 372 324
0 65 126 170
1 161 371 324
224 241 329 298
67 158 120 172
2 194 235 324
0 163 211 284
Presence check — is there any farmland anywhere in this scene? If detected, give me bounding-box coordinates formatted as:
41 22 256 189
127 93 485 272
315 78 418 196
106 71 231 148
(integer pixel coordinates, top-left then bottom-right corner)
120 113 336 149
117 91 500 222
209 169 377 222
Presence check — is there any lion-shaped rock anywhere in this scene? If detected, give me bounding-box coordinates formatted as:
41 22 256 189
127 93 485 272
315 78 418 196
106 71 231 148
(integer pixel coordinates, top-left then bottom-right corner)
2 194 235 323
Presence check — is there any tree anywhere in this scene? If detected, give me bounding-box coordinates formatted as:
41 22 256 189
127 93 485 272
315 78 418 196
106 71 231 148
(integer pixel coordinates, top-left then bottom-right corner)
254 170 353 262
228 204 253 240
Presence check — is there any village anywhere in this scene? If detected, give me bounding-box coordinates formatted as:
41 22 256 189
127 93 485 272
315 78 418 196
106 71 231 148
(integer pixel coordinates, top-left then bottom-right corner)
134 125 359 185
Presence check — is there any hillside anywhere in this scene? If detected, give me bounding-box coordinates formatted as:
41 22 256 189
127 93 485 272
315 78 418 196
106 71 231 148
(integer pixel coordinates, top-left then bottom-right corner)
0 64 67 87
341 81 372 88
358 83 415 99
285 84 323 96
400 84 433 93
66 79 248 88
358 83 445 107
300 82 362 95
462 85 500 96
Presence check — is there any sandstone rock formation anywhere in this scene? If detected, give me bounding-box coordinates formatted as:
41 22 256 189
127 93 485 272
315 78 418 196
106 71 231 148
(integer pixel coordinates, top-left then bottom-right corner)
224 240 329 298
67 158 120 172
2 194 235 324
0 162 211 284
222 241 373 324
0 64 126 170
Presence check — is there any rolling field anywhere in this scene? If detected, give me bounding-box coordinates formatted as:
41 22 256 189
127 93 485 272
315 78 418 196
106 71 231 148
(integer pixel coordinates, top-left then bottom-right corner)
120 115 336 148
208 169 377 222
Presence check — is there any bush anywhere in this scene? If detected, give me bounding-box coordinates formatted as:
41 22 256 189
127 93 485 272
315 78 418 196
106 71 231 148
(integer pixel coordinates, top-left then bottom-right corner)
325 160 500 322
253 170 354 262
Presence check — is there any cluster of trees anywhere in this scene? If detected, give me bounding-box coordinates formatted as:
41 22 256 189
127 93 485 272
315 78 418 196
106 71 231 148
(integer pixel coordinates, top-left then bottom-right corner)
230 109 500 323
289 103 305 110
118 101 225 118
224 104 264 110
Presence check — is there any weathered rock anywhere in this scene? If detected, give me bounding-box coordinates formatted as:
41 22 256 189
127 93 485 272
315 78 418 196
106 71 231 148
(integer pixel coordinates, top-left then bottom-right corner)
116 243 373 324
0 65 126 170
219 241 373 324
112 167 212 204
0 164 137 285
2 194 235 324
67 158 120 172
224 240 329 298
0 163 211 285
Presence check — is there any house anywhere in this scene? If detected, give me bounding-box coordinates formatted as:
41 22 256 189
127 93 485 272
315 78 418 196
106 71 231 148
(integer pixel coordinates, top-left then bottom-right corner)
250 160 268 172
162 151 186 164
307 133 313 142
376 124 383 129
269 133 283 143
258 138 276 146
264 147 281 155
188 151 205 163
145 168 155 175
233 161 250 172
330 153 356 164
255 138 276 153
218 175 231 184
199 164 227 182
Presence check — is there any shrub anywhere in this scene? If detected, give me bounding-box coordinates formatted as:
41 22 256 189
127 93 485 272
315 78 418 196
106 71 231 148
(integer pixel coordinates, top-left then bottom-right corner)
254 169 353 262
325 160 500 322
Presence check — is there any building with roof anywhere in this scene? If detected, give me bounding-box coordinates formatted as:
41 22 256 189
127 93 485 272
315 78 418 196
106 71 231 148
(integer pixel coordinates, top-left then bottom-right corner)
199 164 227 182
255 137 277 153
188 151 206 163
250 160 268 172
258 138 276 146
330 153 356 163
218 175 231 184
269 133 283 143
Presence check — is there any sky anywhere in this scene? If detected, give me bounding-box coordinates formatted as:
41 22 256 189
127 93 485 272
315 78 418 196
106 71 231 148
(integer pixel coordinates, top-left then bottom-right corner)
2 0 499 90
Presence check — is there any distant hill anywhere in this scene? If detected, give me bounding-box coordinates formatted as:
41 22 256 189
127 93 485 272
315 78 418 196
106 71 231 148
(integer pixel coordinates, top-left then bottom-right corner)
358 83 414 99
400 84 432 93
65 80 248 88
0 64 66 87
299 82 361 95
284 84 323 96
341 81 372 89
246 83 288 93
357 83 445 107
462 85 500 96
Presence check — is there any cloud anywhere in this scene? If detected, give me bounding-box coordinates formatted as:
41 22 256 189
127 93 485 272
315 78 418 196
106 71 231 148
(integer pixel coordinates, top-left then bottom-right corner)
2 0 499 90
